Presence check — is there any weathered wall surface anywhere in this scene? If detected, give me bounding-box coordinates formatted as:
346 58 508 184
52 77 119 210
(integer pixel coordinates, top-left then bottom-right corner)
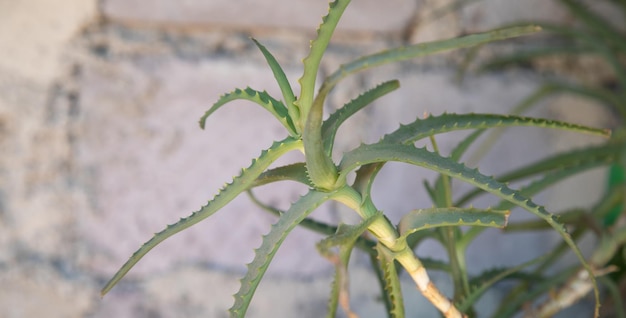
0 0 611 317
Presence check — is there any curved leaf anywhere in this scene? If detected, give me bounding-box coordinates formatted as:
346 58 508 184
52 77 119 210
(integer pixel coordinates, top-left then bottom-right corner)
251 38 299 130
382 112 609 144
246 189 377 255
199 87 297 136
322 80 400 155
456 255 547 312
319 25 541 99
376 243 405 318
398 208 509 239
317 213 382 318
251 162 312 188
560 0 626 53
296 0 351 126
456 142 624 206
230 188 342 317
101 137 302 296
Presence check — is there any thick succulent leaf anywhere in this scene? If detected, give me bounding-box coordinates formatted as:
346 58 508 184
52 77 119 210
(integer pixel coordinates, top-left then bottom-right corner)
429 129 485 204
560 0 626 53
456 142 624 206
456 255 546 312
398 208 510 239
481 46 593 71
100 137 302 296
319 25 541 97
338 142 600 312
246 189 377 254
376 243 405 318
199 87 297 136
317 212 382 254
304 96 340 190
382 112 609 144
251 162 312 187
251 38 299 130
449 129 486 163
322 80 400 155
296 0 351 126
318 213 382 318
299 0 351 191
488 21 626 93
230 189 340 317
492 266 579 318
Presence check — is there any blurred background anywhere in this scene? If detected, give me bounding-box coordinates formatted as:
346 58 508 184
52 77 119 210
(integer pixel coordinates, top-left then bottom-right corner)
0 0 616 317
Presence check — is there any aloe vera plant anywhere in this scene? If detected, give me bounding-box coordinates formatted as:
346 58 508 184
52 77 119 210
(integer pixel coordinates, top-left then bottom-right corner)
101 1 613 317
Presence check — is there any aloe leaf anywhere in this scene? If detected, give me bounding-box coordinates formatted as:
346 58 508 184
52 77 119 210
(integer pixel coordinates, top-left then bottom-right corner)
318 213 382 318
246 189 377 255
100 137 302 296
451 129 487 162
368 112 608 204
230 189 340 317
493 21 626 92
297 0 351 126
251 162 312 187
317 212 382 253
382 113 609 144
423 180 438 203
560 0 626 53
480 46 593 71
199 87 298 136
300 0 352 191
251 38 299 130
491 266 579 318
338 142 600 313
322 80 400 155
605 163 626 226
425 130 485 210
456 142 624 206
456 255 546 312
398 208 509 239
318 25 541 99
376 243 405 318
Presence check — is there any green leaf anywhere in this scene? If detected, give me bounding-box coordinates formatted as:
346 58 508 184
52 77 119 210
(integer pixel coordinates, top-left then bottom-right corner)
100 137 302 296
376 243 405 318
481 46 592 69
230 189 339 317
456 255 547 312
429 129 485 205
322 80 400 155
246 189 377 255
297 0 351 126
251 38 299 131
398 208 509 239
251 163 312 188
319 25 541 98
199 87 298 136
300 0 352 191
382 112 609 144
491 266 578 318
560 0 626 53
317 212 382 254
456 142 625 206
338 142 600 311
317 213 382 318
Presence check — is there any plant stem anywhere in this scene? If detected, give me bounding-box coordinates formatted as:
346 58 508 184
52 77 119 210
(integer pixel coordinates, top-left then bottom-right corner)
334 185 465 318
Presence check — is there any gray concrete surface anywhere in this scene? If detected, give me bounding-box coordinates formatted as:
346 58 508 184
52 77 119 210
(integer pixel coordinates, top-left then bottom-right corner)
0 0 612 317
